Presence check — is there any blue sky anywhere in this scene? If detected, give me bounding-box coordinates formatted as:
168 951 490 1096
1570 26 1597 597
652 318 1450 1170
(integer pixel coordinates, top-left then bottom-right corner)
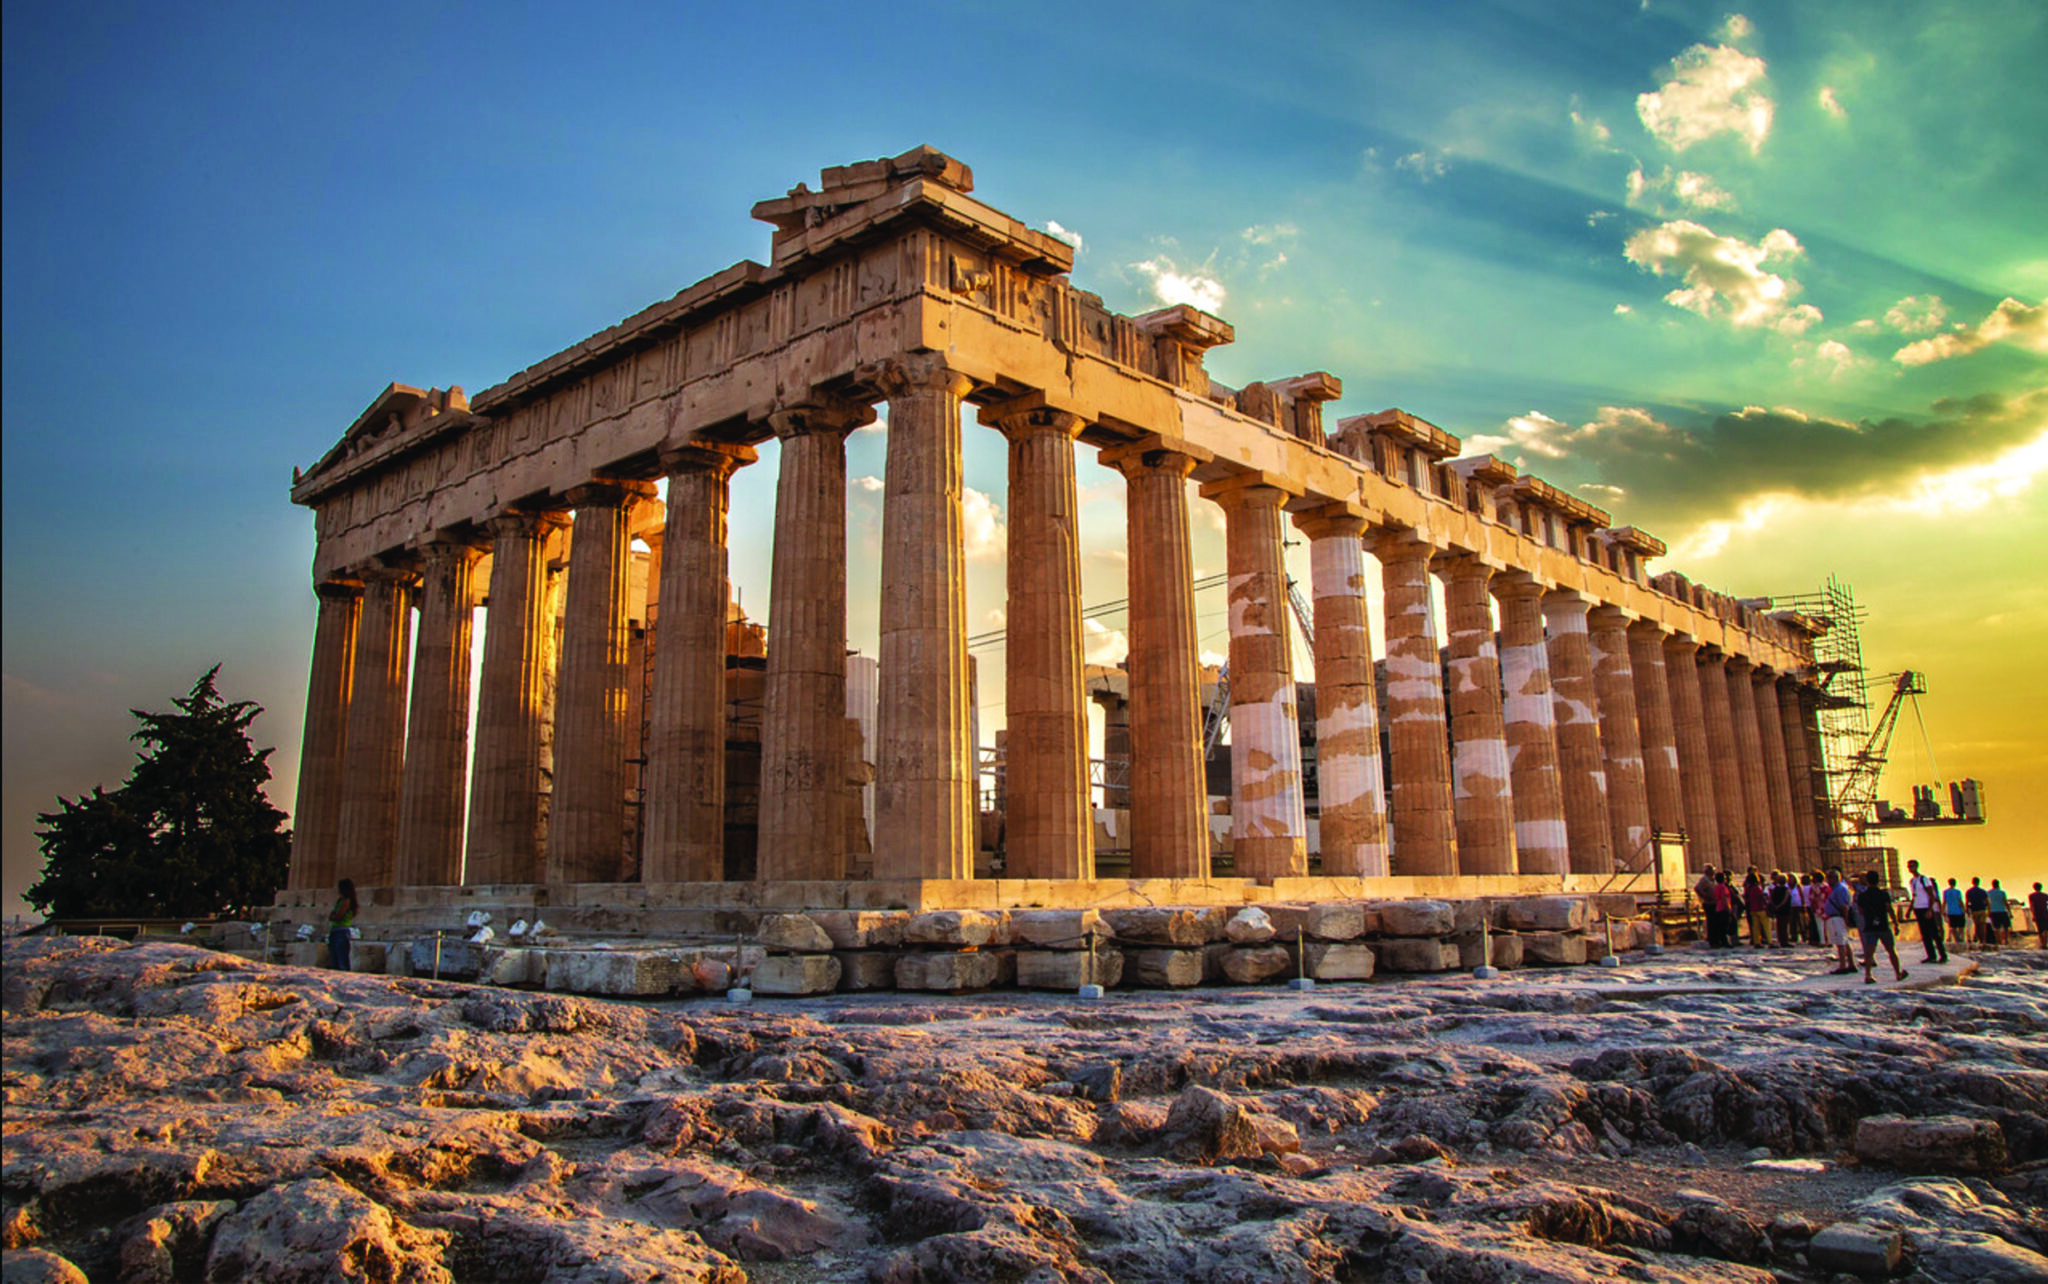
5 0 2043 913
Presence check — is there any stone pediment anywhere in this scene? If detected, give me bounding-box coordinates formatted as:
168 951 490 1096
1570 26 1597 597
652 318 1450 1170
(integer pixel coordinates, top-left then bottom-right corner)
292 383 468 500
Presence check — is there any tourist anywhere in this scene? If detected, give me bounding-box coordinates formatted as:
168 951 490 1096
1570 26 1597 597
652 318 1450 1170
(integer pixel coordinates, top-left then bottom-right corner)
1966 877 1993 950
1807 873 1825 945
1712 872 1739 949
1988 879 2012 948
1783 874 1807 949
1821 868 1856 975
1855 870 1909 985
328 878 358 973
1744 871 1770 949
1905 859 1947 964
1695 866 1718 943
1944 878 1967 951
2029 883 2048 949
1768 872 1794 947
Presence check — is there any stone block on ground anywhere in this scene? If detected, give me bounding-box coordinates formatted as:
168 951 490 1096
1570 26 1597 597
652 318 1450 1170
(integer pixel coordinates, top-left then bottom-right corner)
834 952 899 991
1299 941 1375 981
479 946 539 986
1504 896 1589 932
1374 938 1460 972
1377 899 1455 937
1007 909 1112 948
1522 931 1588 966
347 942 388 974
1225 907 1276 944
1455 932 1523 970
1809 1222 1903 1276
1103 906 1222 946
813 911 910 950
1589 893 1638 921
1265 902 1366 941
1221 944 1294 984
1853 1114 2007 1175
753 954 843 996
544 949 684 996
903 910 999 948
285 942 329 969
1015 948 1123 990
1160 1085 1260 1163
756 913 834 953
894 950 1000 992
1125 948 1204 988
407 938 481 979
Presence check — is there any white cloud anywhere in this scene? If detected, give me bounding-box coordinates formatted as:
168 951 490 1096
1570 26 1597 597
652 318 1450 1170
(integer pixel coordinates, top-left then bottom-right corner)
1199 649 1229 669
1083 619 1129 666
1850 318 1879 332
852 474 884 492
963 486 1006 562
1718 13 1755 40
1817 86 1847 119
1572 110 1615 147
1637 42 1774 152
1624 219 1820 332
1043 220 1084 255
1131 256 1226 313
1579 482 1628 500
856 407 888 435
1894 297 2048 366
1614 303 1635 315
1884 295 1948 334
1395 150 1451 181
1465 405 1677 462
1797 338 1863 378
1241 223 1298 245
1626 164 1737 212
984 607 1007 629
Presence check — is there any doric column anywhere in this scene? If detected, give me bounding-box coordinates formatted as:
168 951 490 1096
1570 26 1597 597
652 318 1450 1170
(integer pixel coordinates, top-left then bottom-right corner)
1724 657 1776 863
1494 574 1569 876
548 480 652 884
290 579 361 890
1436 555 1515 875
872 357 977 880
1543 592 1613 874
1753 667 1800 866
1588 606 1652 870
1627 622 1687 844
467 511 562 885
1295 507 1389 877
335 567 415 887
990 403 1092 880
395 539 481 886
1696 650 1752 868
1662 636 1720 872
1778 678 1823 867
1371 529 1457 877
1106 443 1210 880
1203 476 1307 882
643 443 754 883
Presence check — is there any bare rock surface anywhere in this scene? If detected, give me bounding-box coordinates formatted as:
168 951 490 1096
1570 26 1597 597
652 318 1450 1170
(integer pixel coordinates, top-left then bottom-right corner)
5 934 2047 1282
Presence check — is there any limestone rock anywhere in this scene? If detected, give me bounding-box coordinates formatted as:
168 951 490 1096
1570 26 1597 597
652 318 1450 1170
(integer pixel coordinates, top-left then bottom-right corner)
895 950 1000 991
812 910 910 949
1224 907 1275 944
1299 942 1375 981
1375 939 1459 972
1265 902 1366 941
751 954 842 996
1013 949 1122 989
115 1200 235 1284
1159 1085 1259 1163
1006 909 1111 948
1854 1114 2007 1175
0 1249 87 1284
1522 931 1589 966
1377 899 1455 937
902 910 999 948
1125 947 1204 987
756 913 834 953
1102 907 1219 947
1504 896 1589 932
834 952 899 991
204 1178 451 1284
1220 945 1293 984
544 948 683 996
1809 1221 1903 1276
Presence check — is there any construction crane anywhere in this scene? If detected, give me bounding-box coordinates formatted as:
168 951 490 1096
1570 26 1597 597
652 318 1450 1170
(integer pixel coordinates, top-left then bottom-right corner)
1833 670 1986 843
1202 576 1317 757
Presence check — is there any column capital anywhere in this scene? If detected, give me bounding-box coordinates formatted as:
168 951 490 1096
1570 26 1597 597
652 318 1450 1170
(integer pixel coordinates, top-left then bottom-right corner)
1200 469 1302 507
1489 569 1547 602
1102 441 1202 481
871 352 976 400
1586 603 1631 631
1367 525 1436 563
1628 617 1672 643
1430 550 1495 583
359 559 420 586
985 403 1086 441
1724 654 1756 676
1541 589 1593 617
565 478 658 510
314 578 364 601
766 394 874 440
1662 631 1700 656
660 440 759 478
487 508 569 541
1292 502 1370 540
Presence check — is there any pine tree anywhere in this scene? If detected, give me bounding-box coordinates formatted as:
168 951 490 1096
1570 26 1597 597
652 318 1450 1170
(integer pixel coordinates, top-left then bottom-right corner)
28 667 291 919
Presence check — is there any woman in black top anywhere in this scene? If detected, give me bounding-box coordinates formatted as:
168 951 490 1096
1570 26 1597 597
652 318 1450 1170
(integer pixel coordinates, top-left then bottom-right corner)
1855 871 1908 985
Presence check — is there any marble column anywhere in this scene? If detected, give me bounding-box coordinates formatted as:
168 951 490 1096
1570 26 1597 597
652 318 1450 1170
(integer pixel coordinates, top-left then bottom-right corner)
1696 651 1752 868
395 540 481 886
1493 574 1569 876
1205 478 1307 882
1295 507 1389 877
1663 636 1721 872
1724 657 1776 864
290 579 361 890
993 405 1093 880
466 511 561 886
1371 529 1457 877
1543 592 1614 874
758 399 870 881
872 357 977 880
1107 444 1210 880
644 443 754 884
1587 606 1652 870
549 480 650 884
335 567 415 887
1627 622 1687 844
1778 679 1823 867
1753 668 1801 867
1436 555 1515 875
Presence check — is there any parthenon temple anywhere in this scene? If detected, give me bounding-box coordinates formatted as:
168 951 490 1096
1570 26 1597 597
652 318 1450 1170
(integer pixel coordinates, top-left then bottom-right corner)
280 146 1831 934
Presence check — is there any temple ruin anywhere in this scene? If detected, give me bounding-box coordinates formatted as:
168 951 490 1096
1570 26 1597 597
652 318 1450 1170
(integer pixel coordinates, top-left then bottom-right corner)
274 147 1835 989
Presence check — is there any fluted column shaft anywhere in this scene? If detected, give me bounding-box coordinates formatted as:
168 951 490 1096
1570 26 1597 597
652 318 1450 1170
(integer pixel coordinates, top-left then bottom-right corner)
1628 622 1686 842
1438 556 1515 875
1588 606 1652 870
645 445 753 883
996 407 1092 880
1110 446 1209 879
1495 575 1569 876
336 569 415 887
395 541 480 886
290 581 361 890
1544 592 1613 874
549 481 647 883
1209 479 1307 882
1663 637 1720 872
1372 530 1457 877
467 512 559 885
1297 509 1388 877
1778 679 1823 867
1724 657 1776 864
873 358 977 880
1753 668 1800 867
1696 651 1752 868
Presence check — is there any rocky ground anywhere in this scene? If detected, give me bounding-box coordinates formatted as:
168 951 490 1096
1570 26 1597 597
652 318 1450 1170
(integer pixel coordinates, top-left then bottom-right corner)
4 934 2045 1283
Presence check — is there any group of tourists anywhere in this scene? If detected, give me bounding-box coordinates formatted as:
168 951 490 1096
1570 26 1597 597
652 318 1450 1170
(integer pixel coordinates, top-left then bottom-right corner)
1693 860 2048 984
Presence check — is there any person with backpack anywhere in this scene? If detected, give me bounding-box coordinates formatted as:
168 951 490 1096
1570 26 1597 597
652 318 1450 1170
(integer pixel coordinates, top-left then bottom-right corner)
1906 859 1947 964
2029 883 2048 950
1966 878 1993 950
1820 868 1856 975
1744 871 1771 949
1855 869 1909 984
1943 878 1967 951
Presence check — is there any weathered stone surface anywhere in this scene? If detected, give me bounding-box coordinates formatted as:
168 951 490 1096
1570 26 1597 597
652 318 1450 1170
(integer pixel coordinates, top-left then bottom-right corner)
1522 931 1589 966
1373 938 1460 972
1503 895 1588 932
1005 909 1111 948
116 1199 235 1284
1013 948 1122 990
834 951 899 991
755 913 834 953
1219 945 1293 984
752 954 842 996
407 938 482 979
1224 907 1275 944
205 1178 451 1283
1102 907 1219 946
0 1249 88 1284
1809 1222 1903 1276
1376 899 1455 937
902 910 999 948
544 948 683 996
1299 942 1375 980
1159 1086 1259 1162
349 941 390 973
1124 947 1204 987
813 910 910 950
1854 1114 2007 1175
894 950 1000 991
1265 902 1366 941
1455 931 1524 970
